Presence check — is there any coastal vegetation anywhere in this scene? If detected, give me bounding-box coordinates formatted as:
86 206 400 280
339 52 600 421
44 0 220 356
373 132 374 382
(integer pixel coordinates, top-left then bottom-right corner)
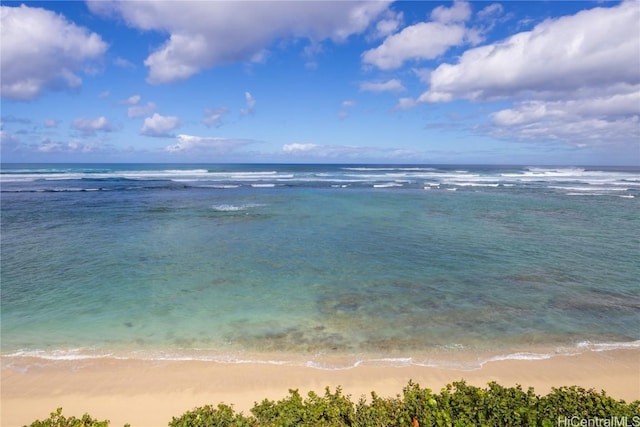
27 380 640 427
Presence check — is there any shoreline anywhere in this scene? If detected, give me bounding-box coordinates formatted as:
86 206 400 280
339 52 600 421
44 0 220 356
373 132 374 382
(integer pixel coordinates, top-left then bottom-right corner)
2 348 639 427
4 339 639 369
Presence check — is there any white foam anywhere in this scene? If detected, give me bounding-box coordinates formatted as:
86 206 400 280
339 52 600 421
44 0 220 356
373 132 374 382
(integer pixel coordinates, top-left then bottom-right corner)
3 167 637 192
3 349 113 361
5 339 638 369
341 167 436 172
197 184 240 189
450 182 500 187
373 182 403 188
549 186 629 192
203 172 293 182
213 204 243 211
477 340 640 367
576 340 640 351
501 168 639 187
365 357 413 367
144 353 289 365
0 175 40 182
483 352 557 364
1 348 293 365
0 169 291 184
612 181 640 186
211 203 264 211
305 360 362 370
524 167 586 175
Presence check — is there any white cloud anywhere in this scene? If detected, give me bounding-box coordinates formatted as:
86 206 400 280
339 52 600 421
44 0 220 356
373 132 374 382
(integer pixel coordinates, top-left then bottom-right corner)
418 1 640 149
412 68 432 84
362 21 466 70
370 10 403 39
44 119 59 128
88 1 390 84
489 92 640 145
166 134 256 153
302 40 324 70
339 100 356 120
477 3 504 21
282 142 367 158
282 143 319 153
361 1 480 70
113 56 135 69
122 94 156 118
394 97 418 111
359 79 405 93
492 102 563 127
128 102 157 119
124 94 141 106
37 141 66 153
37 139 101 153
341 100 356 108
281 142 414 160
489 114 639 148
430 1 471 24
1 5 107 100
140 113 181 137
240 92 256 116
420 1 640 103
71 116 113 135
202 107 230 127
249 49 269 64
419 91 453 103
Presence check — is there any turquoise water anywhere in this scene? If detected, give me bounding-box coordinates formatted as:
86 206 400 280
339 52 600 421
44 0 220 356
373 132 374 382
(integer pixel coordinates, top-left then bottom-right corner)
1 164 639 368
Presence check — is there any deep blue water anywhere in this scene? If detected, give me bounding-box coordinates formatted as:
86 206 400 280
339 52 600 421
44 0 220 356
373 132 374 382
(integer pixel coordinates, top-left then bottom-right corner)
1 164 639 368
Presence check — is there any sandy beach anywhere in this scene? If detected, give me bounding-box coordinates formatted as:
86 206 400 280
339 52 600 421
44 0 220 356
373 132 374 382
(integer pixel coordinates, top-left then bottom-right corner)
2 349 638 427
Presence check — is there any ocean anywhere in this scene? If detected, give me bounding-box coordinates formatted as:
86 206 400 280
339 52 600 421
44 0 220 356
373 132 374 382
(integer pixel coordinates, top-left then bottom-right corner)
1 163 638 369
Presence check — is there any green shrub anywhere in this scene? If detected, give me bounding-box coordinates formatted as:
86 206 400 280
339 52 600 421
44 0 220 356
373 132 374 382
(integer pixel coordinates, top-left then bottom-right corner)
28 381 640 427
537 385 640 421
168 403 253 427
355 390 404 427
251 386 355 426
25 408 113 427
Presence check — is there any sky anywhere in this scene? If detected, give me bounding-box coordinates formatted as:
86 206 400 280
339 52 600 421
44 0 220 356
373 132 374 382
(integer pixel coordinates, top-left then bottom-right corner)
1 0 639 165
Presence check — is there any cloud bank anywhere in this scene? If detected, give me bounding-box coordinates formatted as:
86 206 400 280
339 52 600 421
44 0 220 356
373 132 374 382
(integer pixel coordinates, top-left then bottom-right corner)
414 0 639 147
420 1 639 103
282 142 419 161
362 1 477 70
88 1 391 84
1 4 107 100
165 134 257 155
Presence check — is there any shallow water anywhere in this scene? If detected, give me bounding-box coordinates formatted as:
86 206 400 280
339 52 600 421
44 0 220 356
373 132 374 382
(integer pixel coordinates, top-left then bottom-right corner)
1 164 639 368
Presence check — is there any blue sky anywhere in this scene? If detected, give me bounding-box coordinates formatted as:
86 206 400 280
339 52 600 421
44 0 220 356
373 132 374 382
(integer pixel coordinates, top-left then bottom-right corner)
1 0 638 164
